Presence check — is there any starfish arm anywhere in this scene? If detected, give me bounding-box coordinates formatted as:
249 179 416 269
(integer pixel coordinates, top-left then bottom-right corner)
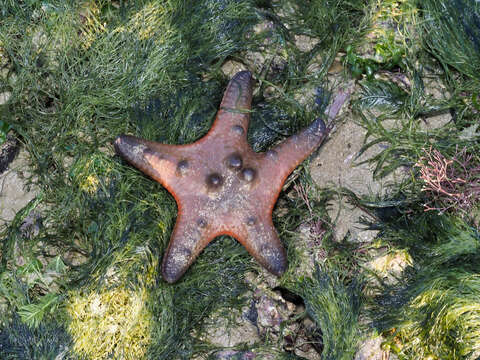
206 71 253 139
259 118 327 199
114 134 188 195
161 207 212 283
238 217 287 276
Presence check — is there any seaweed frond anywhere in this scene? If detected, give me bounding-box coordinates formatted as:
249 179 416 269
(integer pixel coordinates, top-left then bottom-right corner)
296 265 363 360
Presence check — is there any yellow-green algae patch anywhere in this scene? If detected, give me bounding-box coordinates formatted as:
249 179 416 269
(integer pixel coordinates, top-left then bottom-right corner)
67 286 152 360
70 153 113 195
78 1 106 50
384 282 480 359
113 2 173 42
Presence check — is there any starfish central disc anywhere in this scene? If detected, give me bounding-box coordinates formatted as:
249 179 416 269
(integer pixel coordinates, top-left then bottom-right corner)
114 71 327 283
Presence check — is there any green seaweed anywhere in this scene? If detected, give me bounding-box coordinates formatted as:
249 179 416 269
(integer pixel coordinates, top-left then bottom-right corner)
419 0 480 88
344 30 406 81
297 265 363 360
0 120 11 145
371 213 480 360
0 317 72 360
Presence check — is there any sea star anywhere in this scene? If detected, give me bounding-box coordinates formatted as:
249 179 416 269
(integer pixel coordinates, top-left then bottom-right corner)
114 71 326 283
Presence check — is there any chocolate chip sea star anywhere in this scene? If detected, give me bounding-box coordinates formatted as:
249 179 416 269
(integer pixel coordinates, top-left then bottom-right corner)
115 71 326 283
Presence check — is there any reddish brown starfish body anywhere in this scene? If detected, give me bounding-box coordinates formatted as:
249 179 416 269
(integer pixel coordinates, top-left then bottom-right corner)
114 71 326 283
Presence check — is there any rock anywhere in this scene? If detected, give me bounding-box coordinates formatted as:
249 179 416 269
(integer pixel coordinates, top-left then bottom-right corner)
63 248 88 267
199 307 259 348
198 277 321 359
244 49 287 78
293 83 319 108
0 134 20 174
423 74 450 101
251 20 275 39
310 117 406 241
290 222 328 279
329 204 379 243
294 35 319 52
327 59 344 74
292 314 322 360
243 273 322 359
0 147 39 226
19 211 42 239
245 269 280 290
365 249 412 286
311 120 383 193
221 60 248 79
263 86 278 100
255 290 294 332
243 50 267 75
419 112 452 131
458 123 480 140
305 53 325 76
354 336 386 360
242 20 288 76
0 91 11 104
213 350 257 360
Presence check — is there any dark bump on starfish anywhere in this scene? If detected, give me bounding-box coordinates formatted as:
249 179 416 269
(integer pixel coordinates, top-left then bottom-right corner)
197 218 207 228
231 125 245 135
241 168 256 182
246 216 256 226
206 173 223 189
226 153 243 170
176 159 189 176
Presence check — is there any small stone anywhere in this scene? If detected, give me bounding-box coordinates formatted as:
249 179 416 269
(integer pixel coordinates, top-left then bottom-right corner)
0 148 39 226
420 112 452 131
0 92 11 105
294 34 320 52
354 336 385 360
221 60 247 78
199 307 259 348
231 125 245 135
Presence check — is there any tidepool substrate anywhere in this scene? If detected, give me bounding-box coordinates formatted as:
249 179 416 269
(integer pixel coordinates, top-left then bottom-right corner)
1 0 480 359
